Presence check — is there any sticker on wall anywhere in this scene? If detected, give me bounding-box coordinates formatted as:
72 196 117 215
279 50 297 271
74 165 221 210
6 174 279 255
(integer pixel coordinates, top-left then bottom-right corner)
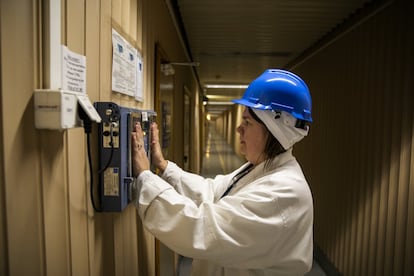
135 52 144 102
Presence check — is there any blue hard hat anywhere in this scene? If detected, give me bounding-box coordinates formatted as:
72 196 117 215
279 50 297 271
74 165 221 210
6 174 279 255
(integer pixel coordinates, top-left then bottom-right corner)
232 69 312 122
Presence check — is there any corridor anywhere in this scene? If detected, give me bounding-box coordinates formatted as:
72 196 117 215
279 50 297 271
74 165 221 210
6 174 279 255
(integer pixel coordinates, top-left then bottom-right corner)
201 122 245 178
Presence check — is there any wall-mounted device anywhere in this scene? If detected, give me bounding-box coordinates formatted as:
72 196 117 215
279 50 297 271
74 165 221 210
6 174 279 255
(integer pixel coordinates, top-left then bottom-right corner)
34 89 102 129
94 102 156 212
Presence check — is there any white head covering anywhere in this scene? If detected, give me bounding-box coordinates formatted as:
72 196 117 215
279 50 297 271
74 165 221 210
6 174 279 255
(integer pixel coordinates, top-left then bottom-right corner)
252 109 309 150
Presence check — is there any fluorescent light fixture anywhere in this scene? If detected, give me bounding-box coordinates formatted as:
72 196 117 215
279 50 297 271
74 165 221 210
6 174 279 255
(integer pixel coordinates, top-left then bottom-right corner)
207 101 235 105
202 95 209 106
204 84 248 89
207 95 236 100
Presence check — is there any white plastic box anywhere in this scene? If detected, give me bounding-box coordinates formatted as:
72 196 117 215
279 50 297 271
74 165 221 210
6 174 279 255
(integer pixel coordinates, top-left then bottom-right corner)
34 89 101 130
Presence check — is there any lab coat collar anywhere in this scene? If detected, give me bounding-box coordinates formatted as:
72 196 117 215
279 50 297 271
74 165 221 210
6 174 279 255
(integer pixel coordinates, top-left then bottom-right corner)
236 148 295 187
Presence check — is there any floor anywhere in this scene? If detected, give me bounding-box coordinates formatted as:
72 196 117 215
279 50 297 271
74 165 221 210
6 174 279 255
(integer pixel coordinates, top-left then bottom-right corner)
178 122 327 275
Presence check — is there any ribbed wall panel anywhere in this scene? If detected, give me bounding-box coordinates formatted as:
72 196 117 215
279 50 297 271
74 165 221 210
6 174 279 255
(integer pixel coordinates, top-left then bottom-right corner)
293 0 414 275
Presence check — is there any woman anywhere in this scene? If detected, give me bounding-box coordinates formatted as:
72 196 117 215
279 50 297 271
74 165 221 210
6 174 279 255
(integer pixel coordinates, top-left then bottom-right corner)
132 69 314 275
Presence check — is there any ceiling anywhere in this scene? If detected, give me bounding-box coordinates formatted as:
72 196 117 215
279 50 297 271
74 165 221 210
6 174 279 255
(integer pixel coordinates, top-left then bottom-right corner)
167 0 372 119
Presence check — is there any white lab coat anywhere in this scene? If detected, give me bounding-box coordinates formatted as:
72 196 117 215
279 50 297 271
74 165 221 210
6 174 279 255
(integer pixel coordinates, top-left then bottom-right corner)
134 148 313 276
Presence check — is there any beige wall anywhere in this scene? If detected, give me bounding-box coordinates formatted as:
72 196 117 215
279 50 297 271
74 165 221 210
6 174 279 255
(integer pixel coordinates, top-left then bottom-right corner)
0 0 200 275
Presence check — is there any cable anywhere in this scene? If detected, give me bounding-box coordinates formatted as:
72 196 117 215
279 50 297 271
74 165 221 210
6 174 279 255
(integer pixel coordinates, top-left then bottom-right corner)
86 132 101 212
79 105 102 212
97 123 115 174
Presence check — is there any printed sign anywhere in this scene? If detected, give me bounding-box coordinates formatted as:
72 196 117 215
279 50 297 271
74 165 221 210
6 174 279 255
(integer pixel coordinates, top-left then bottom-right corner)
112 29 144 101
62 45 86 93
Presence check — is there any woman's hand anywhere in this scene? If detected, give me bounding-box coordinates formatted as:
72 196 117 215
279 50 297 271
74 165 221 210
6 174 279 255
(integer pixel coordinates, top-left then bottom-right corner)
150 123 168 172
131 123 150 176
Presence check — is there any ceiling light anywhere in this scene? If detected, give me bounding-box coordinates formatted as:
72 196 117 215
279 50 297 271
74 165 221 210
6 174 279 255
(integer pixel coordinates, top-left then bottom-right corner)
202 96 209 106
204 84 248 89
207 101 235 105
207 95 237 100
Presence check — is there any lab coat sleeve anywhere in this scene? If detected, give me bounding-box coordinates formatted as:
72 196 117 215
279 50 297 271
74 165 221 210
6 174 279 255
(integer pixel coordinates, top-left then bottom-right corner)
135 170 221 258
134 165 313 271
160 161 234 204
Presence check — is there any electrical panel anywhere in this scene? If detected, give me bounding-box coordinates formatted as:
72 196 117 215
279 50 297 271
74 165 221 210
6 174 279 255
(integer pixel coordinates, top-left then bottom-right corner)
94 102 156 212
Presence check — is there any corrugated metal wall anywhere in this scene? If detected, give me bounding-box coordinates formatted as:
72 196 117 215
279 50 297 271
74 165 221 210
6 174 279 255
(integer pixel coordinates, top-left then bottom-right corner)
293 0 414 275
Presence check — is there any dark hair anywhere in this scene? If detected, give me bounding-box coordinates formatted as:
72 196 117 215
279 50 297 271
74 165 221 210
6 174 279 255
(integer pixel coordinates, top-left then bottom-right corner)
248 108 286 166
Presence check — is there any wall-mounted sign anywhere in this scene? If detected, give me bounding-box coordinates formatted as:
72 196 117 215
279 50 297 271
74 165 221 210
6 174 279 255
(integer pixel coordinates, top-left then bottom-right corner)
62 45 86 93
111 28 143 101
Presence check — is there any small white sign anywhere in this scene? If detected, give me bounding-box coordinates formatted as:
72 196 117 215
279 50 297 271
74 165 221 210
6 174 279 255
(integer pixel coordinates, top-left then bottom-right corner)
77 94 102 123
62 46 86 93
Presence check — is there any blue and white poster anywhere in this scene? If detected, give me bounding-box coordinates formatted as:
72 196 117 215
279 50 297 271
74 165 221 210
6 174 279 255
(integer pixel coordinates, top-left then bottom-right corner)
111 28 143 101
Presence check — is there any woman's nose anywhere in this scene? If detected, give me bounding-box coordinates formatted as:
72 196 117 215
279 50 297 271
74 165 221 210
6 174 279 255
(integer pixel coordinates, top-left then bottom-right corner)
236 125 242 134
